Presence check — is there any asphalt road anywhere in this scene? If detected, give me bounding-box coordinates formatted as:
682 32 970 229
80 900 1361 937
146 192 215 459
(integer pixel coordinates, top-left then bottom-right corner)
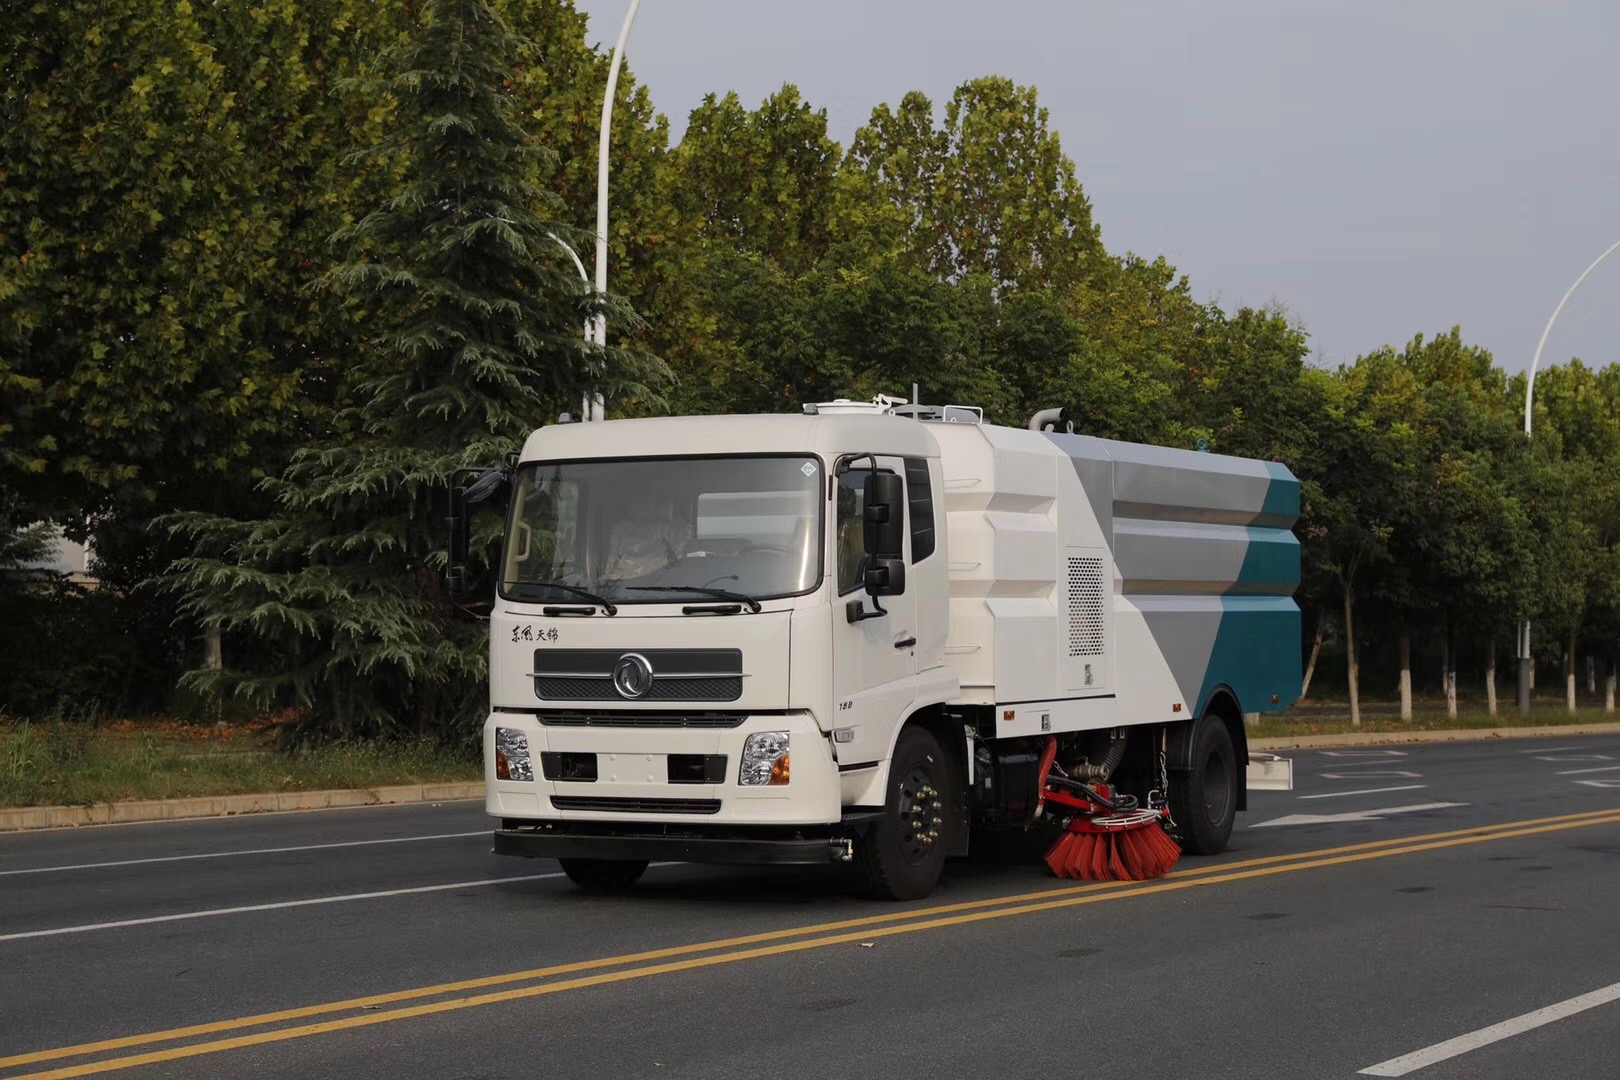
3 732 1619 1079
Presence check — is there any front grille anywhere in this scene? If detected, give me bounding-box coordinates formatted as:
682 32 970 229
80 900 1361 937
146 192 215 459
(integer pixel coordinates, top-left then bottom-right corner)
532 648 743 703
551 796 722 815
539 711 747 729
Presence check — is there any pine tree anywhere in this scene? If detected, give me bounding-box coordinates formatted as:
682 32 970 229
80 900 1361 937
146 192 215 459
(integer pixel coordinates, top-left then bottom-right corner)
165 0 660 740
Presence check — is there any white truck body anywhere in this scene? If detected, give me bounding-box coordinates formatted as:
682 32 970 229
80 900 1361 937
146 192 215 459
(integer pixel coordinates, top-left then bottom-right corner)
479 401 1299 894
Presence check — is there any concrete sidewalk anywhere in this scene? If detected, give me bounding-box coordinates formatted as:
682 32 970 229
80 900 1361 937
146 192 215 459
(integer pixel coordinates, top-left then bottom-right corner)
1250 720 1620 751
0 782 485 832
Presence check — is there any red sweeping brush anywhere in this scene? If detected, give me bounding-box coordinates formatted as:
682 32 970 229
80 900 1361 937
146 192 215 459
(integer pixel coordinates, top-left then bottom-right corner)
1044 810 1181 882
1036 738 1181 882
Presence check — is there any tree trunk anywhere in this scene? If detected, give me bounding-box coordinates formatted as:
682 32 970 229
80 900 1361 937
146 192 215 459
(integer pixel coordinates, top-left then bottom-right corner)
1607 664 1616 715
1442 633 1457 720
204 625 223 670
1398 628 1412 720
1344 588 1360 728
1566 631 1578 713
1485 640 1498 717
1300 613 1326 700
1588 655 1597 695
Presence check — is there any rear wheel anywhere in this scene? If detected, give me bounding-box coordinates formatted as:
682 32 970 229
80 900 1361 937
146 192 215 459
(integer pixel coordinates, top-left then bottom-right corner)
1169 718 1237 855
558 858 648 891
856 727 952 900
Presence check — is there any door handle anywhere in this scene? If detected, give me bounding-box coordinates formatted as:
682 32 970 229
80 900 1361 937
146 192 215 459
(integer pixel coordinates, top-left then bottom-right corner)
894 636 917 650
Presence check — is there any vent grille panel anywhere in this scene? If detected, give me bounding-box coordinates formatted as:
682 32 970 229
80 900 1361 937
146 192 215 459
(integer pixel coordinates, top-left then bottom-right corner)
1067 556 1106 657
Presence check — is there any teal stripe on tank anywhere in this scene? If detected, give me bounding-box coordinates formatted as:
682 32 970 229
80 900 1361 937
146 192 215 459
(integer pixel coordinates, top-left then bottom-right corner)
1197 596 1302 716
1196 478 1302 713
1233 526 1300 594
1257 460 1299 525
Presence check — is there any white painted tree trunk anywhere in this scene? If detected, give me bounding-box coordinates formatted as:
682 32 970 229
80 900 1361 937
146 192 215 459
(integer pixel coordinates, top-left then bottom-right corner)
1607 668 1616 714
1300 614 1325 700
1344 588 1360 728
1485 640 1498 717
1398 629 1412 720
204 625 223 670
1588 655 1597 695
1566 631 1578 713
1441 634 1457 719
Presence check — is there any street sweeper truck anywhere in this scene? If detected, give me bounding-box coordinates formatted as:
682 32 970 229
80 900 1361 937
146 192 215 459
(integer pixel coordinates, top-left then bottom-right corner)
450 396 1300 900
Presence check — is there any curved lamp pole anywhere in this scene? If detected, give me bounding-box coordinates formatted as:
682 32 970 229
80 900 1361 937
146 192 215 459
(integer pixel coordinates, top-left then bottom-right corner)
585 0 642 423
1517 237 1620 714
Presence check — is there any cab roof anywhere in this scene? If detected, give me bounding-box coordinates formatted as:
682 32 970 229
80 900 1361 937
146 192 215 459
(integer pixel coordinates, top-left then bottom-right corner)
519 412 944 463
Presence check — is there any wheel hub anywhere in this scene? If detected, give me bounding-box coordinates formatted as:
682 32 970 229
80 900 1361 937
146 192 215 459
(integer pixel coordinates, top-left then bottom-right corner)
898 768 942 864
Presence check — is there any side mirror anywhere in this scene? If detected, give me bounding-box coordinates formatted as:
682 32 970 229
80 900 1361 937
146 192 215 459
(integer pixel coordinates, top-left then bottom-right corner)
862 472 905 560
446 465 509 601
863 557 906 597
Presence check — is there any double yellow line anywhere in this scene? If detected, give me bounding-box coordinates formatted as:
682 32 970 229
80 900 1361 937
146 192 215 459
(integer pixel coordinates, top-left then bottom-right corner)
5 806 1619 1080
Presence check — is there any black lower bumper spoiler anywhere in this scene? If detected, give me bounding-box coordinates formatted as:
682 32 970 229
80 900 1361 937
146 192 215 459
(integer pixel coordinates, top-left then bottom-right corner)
493 823 873 866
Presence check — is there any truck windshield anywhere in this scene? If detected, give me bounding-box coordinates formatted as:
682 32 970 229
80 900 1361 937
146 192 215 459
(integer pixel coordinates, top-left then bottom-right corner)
501 456 824 606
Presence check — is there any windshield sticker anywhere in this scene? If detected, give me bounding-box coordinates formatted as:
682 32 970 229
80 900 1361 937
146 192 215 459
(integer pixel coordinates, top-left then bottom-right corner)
801 462 817 477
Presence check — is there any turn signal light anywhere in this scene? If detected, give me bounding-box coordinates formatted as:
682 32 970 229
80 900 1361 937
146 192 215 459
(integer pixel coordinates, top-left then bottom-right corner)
495 749 511 780
770 754 790 786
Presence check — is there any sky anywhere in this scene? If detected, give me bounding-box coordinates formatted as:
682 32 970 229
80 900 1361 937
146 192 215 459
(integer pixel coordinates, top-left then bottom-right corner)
571 0 1620 378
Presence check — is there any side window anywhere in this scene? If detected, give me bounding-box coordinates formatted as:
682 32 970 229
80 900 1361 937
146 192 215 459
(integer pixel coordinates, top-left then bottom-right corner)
836 470 869 594
903 457 935 563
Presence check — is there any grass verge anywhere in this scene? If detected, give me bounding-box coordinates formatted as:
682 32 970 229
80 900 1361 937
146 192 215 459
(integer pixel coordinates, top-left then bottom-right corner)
0 722 479 808
1248 704 1620 740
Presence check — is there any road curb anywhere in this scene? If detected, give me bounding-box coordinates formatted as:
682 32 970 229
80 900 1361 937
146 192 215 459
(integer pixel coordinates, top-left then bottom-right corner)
1251 722 1620 752
0 782 486 832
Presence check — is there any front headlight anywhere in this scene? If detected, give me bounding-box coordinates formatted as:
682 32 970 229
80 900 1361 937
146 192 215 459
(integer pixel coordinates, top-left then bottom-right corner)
494 727 533 782
739 731 790 786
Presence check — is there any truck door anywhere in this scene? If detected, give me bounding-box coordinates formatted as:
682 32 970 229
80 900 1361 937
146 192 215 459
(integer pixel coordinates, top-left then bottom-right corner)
831 456 919 763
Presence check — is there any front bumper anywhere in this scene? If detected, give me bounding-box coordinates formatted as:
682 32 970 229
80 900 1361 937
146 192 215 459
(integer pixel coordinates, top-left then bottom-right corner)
484 709 842 827
493 825 861 865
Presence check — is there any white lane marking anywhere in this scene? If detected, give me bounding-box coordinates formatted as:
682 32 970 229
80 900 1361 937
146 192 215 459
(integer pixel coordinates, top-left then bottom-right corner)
1251 803 1465 828
1298 785 1426 801
0 831 489 877
1359 980 1620 1076
1318 750 1409 758
1576 779 1620 789
0 873 564 942
1522 745 1584 754
1321 771 1422 780
1557 765 1620 776
1536 754 1614 763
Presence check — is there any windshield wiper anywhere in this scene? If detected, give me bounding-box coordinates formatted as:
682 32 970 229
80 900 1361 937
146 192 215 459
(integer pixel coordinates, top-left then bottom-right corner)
626 585 763 613
509 581 618 615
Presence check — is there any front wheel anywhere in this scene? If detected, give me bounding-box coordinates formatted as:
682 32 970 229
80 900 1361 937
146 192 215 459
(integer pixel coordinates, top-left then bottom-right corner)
558 858 648 891
856 727 952 901
1168 717 1238 855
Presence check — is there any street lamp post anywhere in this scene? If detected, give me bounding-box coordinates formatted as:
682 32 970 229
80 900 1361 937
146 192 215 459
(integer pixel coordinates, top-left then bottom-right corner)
547 233 593 420
585 0 642 423
1518 237 1620 714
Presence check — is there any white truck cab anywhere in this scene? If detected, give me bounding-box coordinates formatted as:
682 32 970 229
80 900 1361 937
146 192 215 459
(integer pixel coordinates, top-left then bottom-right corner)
459 398 1300 899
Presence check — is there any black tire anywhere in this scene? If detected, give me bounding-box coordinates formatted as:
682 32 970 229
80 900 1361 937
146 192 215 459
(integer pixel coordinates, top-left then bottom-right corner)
558 858 648 891
1169 717 1238 855
856 727 952 900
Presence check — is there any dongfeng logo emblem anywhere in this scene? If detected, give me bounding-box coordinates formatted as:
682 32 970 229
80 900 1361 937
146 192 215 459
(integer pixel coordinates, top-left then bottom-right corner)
612 653 655 699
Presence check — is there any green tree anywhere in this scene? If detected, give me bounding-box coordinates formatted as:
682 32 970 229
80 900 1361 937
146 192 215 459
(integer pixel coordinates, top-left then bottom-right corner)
166 0 660 739
850 77 1104 293
1529 360 1620 710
